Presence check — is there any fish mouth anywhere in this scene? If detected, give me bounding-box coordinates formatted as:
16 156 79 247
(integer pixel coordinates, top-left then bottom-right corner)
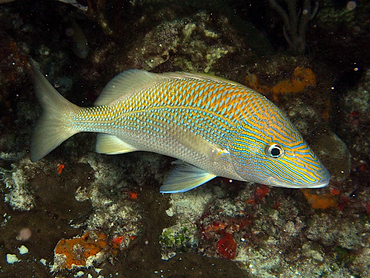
306 177 330 188
267 168 331 189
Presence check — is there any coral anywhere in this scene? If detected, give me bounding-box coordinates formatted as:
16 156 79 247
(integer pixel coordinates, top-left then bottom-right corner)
57 163 65 174
160 186 221 260
84 0 114 35
245 184 270 206
1 158 35 211
216 233 237 259
350 241 370 277
316 1 356 29
268 0 319 53
126 11 245 73
112 235 125 246
77 154 142 248
2 168 34 211
165 185 221 219
160 178 369 276
200 212 251 260
128 191 138 200
159 223 198 260
301 242 324 262
306 213 362 250
0 30 29 93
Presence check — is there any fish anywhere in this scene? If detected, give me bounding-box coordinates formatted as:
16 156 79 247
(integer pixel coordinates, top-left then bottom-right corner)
67 20 89 59
30 65 330 193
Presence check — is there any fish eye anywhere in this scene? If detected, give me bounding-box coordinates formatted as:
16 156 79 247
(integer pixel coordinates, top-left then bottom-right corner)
265 143 284 158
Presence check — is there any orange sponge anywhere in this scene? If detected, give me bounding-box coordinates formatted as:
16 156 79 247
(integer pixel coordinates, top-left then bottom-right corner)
246 67 316 101
54 231 108 270
301 189 337 210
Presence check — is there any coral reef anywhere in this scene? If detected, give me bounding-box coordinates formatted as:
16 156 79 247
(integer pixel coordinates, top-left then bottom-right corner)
160 181 369 277
125 11 246 73
0 0 370 277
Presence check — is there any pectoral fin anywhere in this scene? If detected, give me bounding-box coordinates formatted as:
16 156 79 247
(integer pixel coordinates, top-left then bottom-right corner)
160 162 216 193
96 134 137 154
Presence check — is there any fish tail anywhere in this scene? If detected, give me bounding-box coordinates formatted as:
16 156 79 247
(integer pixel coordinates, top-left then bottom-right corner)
30 65 80 162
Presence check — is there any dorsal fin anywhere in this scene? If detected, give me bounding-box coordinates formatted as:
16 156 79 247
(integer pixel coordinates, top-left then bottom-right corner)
94 70 242 107
94 69 164 106
161 72 242 87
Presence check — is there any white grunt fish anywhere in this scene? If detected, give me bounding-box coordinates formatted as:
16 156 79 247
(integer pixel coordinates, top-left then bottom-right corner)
30 65 330 193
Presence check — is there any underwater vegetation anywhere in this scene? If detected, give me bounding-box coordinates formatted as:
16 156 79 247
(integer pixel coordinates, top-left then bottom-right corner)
268 0 319 54
1 0 370 277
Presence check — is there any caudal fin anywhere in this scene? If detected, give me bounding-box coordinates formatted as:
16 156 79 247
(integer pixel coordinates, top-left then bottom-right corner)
30 65 80 161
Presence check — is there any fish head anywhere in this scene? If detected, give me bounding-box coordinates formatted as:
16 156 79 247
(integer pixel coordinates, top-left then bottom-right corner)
228 102 330 188
260 139 330 188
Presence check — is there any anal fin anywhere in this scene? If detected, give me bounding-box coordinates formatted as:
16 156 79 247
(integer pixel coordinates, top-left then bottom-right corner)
96 134 137 154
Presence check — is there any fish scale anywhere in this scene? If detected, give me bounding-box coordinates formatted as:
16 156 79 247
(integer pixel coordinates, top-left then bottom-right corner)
31 67 330 193
74 80 241 143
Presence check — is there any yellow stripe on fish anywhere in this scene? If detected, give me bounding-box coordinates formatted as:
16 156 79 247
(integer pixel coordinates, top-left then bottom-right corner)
30 66 330 193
